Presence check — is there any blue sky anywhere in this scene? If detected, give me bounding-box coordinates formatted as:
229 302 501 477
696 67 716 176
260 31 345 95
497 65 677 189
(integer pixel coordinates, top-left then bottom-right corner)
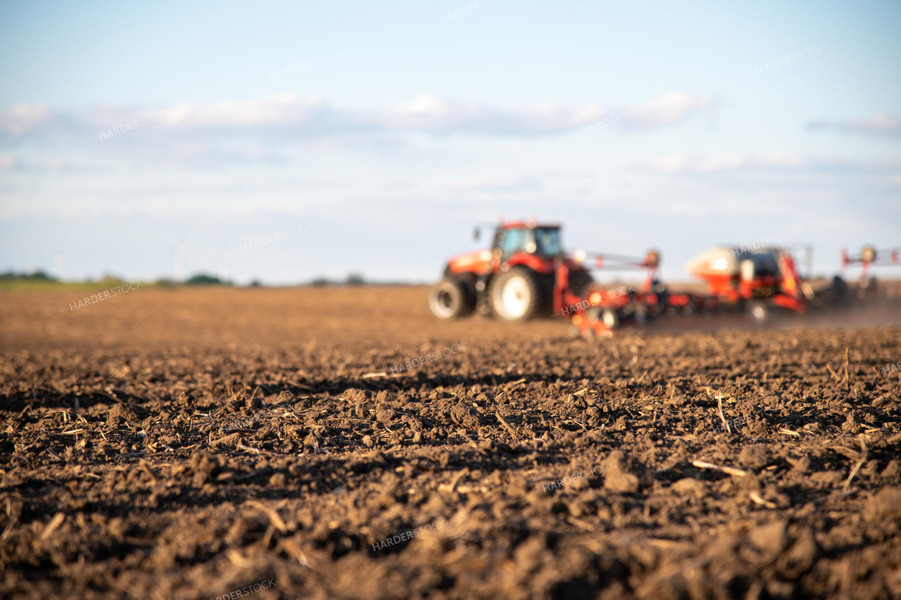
1 0 899 284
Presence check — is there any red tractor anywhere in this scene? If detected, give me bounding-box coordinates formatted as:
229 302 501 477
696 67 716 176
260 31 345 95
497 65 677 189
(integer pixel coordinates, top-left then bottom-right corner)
430 223 899 336
428 219 595 321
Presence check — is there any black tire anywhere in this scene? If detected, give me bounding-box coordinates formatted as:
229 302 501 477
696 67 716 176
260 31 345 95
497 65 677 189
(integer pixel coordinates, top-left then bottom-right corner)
474 275 494 317
587 307 619 330
829 275 850 307
428 276 475 319
650 279 669 317
568 269 594 297
489 267 543 322
476 296 494 317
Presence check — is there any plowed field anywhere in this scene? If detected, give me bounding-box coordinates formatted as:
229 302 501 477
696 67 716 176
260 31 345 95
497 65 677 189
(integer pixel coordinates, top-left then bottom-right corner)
1 286 900 599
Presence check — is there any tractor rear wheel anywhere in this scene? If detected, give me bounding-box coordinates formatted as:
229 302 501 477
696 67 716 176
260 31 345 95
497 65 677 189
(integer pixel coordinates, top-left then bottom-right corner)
428 276 475 319
489 267 543 322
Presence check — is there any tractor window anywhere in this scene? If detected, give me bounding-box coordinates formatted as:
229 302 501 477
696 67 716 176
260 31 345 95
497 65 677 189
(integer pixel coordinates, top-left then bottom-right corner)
534 228 561 257
499 229 527 258
498 227 561 258
491 228 504 250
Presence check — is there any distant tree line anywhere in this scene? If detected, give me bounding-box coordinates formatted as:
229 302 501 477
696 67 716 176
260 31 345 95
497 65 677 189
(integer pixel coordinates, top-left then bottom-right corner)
1 270 417 287
0 270 233 287
0 270 58 281
310 273 366 286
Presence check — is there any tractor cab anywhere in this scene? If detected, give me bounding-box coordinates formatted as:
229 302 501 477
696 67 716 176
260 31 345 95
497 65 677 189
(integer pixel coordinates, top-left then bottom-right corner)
491 224 562 261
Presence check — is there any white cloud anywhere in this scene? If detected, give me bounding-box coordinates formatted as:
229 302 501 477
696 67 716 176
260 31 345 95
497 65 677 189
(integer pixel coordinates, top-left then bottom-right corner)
807 113 901 140
629 92 717 128
386 91 715 135
155 93 326 128
0 104 50 135
0 92 718 141
396 94 452 117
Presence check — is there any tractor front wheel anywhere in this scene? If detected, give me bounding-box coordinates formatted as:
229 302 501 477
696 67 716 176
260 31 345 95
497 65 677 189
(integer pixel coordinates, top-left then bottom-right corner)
428 277 475 319
489 267 543 322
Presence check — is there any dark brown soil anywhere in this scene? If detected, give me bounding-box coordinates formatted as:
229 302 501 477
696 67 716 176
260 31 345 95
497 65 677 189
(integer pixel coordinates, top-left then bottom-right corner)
1 287 900 599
